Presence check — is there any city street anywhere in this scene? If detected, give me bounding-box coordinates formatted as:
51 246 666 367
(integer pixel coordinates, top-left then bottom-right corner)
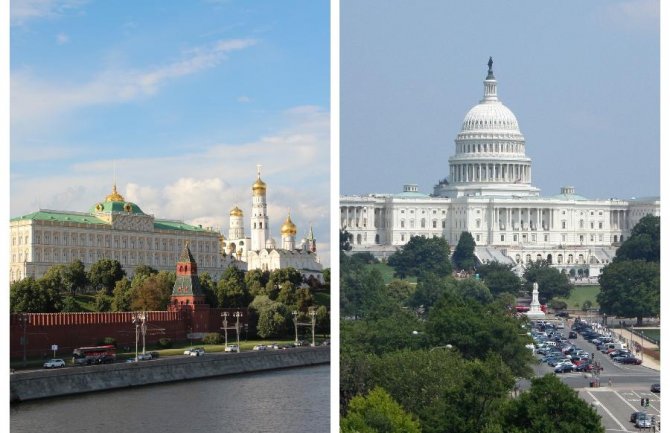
525 321 661 432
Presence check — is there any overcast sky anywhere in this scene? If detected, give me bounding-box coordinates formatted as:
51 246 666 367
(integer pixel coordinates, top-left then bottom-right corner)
9 0 331 266
341 0 659 201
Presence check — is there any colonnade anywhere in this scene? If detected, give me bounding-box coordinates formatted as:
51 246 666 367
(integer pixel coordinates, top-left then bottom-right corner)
450 162 530 183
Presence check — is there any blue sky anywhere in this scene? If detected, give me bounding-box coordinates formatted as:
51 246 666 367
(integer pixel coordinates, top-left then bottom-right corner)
340 0 660 201
10 0 331 265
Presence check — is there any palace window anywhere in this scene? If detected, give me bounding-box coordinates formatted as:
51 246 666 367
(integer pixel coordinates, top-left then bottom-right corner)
561 221 566 229
432 220 437 228
400 220 405 228
421 219 426 228
599 222 603 229
442 220 446 228
500 234 505 242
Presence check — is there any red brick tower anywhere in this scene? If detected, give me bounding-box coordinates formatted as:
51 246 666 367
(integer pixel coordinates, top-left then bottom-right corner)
169 243 210 334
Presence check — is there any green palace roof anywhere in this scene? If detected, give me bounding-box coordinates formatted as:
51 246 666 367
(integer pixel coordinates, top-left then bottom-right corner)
89 200 146 214
12 210 213 233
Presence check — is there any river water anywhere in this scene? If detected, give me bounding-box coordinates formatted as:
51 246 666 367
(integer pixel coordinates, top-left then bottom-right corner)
10 365 330 433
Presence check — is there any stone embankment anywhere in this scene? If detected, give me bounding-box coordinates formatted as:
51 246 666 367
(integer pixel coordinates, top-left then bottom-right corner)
10 346 329 402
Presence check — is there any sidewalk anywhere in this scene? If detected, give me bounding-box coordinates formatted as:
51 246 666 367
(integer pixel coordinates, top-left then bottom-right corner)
612 328 660 371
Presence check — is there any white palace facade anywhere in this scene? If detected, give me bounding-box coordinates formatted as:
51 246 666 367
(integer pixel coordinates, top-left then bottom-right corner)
10 169 323 282
340 59 659 278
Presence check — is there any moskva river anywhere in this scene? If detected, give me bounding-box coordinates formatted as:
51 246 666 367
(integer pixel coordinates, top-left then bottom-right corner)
10 365 330 433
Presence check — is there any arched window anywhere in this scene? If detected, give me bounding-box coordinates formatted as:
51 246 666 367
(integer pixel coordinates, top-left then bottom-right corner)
421 218 426 228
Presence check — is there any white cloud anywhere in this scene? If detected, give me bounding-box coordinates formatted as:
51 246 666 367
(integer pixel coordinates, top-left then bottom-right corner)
56 32 69 45
11 0 88 26
10 38 257 129
237 95 252 103
602 0 659 31
10 106 331 265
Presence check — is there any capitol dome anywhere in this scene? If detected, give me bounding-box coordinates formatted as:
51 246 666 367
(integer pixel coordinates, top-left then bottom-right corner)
461 102 520 133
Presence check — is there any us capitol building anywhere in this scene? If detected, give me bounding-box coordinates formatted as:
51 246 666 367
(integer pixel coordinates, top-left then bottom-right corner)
340 59 659 277
10 168 322 282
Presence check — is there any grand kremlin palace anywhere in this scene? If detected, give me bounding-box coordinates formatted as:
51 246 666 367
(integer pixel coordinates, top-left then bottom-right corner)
340 60 659 277
10 171 322 282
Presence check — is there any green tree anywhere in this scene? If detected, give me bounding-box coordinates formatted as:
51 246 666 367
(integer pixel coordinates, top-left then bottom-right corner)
266 268 304 299
93 289 112 312
217 266 249 308
408 273 457 313
452 231 477 271
341 265 386 319
522 260 572 304
256 302 289 338
315 305 330 337
199 272 218 307
426 293 533 377
388 236 452 279
10 277 63 313
340 229 353 252
456 278 493 305
130 271 174 310
88 259 126 295
496 374 604 433
60 294 81 312
111 277 133 312
341 387 422 433
245 269 270 297
614 214 659 263
597 260 659 325
133 264 158 278
386 279 415 304
40 264 67 292
476 261 521 296
63 260 88 294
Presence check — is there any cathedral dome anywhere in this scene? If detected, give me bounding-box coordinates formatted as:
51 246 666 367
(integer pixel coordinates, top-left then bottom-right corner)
280 213 297 236
230 206 243 217
252 175 267 196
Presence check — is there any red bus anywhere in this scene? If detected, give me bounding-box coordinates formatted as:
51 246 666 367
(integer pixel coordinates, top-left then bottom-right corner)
72 345 116 365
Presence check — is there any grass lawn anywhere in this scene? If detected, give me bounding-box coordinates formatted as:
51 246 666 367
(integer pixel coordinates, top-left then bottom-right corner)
74 294 97 312
639 329 660 343
367 263 417 285
555 285 600 309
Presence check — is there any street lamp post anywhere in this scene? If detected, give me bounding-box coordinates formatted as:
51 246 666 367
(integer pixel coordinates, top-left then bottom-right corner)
221 312 229 349
234 311 243 350
131 312 146 362
140 312 147 354
309 309 317 346
292 311 299 344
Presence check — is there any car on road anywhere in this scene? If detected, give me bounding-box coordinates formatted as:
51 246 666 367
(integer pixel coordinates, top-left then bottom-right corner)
574 362 593 372
137 353 153 361
651 383 660 393
43 358 66 368
636 413 653 429
187 348 205 356
253 345 267 351
630 411 645 423
568 331 577 339
224 345 239 353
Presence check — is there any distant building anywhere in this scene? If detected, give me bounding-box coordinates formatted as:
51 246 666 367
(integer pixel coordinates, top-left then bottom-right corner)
10 168 323 282
340 59 659 277
10 184 231 281
222 167 322 281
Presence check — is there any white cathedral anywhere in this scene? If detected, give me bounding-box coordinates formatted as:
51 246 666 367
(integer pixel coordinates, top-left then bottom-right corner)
10 168 323 282
340 58 659 278
222 167 322 280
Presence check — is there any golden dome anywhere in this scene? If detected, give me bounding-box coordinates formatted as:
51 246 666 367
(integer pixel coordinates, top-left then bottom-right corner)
105 184 125 202
252 175 267 196
280 213 297 236
230 206 243 217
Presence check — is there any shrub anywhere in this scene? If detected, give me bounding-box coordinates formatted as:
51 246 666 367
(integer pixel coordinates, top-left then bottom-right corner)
582 300 593 311
98 337 117 347
157 338 172 348
548 300 567 311
203 333 222 345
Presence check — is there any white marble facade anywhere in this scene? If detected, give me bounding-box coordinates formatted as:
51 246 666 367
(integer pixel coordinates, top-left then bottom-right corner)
340 61 659 277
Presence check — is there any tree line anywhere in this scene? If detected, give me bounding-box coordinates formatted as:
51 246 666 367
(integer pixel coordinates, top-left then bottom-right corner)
340 230 604 433
10 259 330 340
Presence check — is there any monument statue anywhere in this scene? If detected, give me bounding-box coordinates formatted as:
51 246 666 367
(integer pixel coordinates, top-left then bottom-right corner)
526 281 545 318
488 56 493 73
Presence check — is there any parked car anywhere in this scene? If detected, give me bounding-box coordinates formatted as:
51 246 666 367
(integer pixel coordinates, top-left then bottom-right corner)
615 356 642 365
554 364 575 374
137 353 153 361
149 351 160 359
568 331 577 339
651 383 660 393
224 345 239 353
253 345 267 351
43 358 66 369
188 348 205 356
574 362 593 372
